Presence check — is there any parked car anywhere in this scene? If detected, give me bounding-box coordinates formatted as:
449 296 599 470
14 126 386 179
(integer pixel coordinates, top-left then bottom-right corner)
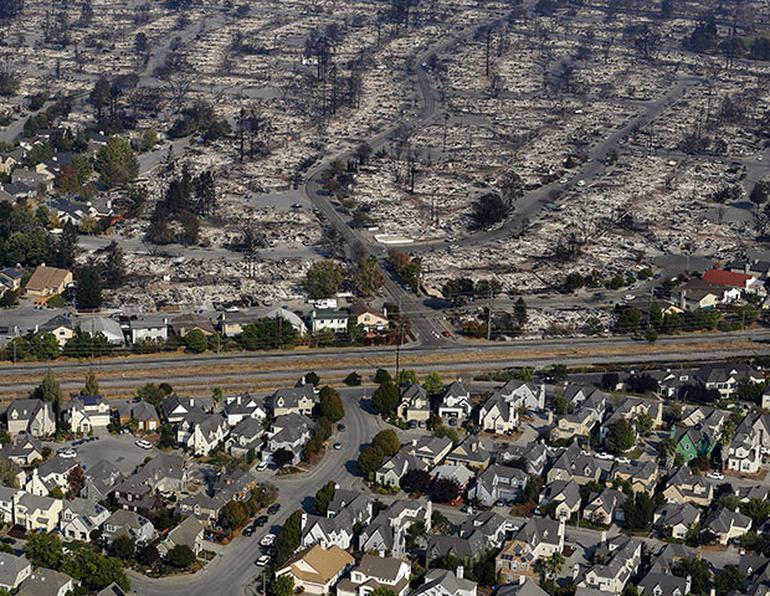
255 554 271 567
254 515 268 527
336 424 345 432
135 440 153 450
705 471 724 480
267 504 281 515
243 526 254 537
260 534 276 547
58 448 77 459
257 461 269 471
333 442 342 450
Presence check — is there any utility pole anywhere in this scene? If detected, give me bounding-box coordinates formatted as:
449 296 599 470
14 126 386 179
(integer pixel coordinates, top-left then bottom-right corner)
486 290 493 341
395 297 402 382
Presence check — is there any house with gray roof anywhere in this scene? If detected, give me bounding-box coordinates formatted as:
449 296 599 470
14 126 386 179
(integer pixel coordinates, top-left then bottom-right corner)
584 488 627 527
498 379 545 411
0 435 43 466
654 502 700 540
398 383 430 423
478 392 518 434
0 487 18 525
59 498 110 541
77 316 124 345
444 437 490 470
376 451 427 488
225 417 264 458
82 460 123 502
223 393 266 427
496 443 548 476
411 568 477 596
103 509 156 545
25 457 79 496
16 568 73 596
703 508 752 545
437 380 472 422
540 479 581 521
161 395 215 424
269 383 317 417
4 399 55 437
158 515 205 557
337 554 411 596
577 536 641 595
468 464 527 507
0 552 31 591
638 571 690 596
405 436 453 467
267 413 313 464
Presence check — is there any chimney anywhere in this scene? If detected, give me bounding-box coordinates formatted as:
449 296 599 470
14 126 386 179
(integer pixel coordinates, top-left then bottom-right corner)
456 565 464 579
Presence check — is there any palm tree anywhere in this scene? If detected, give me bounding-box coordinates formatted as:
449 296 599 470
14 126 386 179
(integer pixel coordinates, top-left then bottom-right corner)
545 552 565 578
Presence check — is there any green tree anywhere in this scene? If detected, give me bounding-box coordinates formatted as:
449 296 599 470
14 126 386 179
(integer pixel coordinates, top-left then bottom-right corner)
184 329 208 353
29 333 60 360
274 510 303 565
319 386 345 422
24 532 64 568
617 307 642 334
357 446 384 479
31 370 63 410
353 255 384 296
635 412 654 436
398 369 418 385
136 383 169 407
741 498 770 526
95 136 138 187
303 260 345 299
400 469 431 493
269 575 295 596
373 368 391 384
372 429 401 457
371 381 399 416
370 589 397 596
82 371 99 396
75 262 103 310
166 544 196 568
0 457 19 488
672 557 712 596
622 492 655 531
523 475 543 504
422 372 444 396
111 535 135 561
714 564 745 596
62 548 130 592
314 481 336 516
344 372 362 386
103 240 125 288
605 419 636 454
553 394 573 416
514 297 528 327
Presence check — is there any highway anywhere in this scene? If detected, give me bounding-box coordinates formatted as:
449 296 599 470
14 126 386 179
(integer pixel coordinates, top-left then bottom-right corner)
0 328 767 397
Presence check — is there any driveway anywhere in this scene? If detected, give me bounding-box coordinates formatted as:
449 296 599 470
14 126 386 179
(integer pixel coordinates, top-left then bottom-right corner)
48 434 157 476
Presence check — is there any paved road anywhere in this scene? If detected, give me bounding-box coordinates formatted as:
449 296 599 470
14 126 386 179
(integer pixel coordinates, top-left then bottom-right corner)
130 388 384 596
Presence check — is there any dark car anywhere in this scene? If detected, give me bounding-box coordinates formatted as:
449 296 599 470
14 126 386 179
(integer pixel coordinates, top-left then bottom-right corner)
267 503 281 515
0 537 15 545
243 526 254 537
336 423 345 432
254 515 268 527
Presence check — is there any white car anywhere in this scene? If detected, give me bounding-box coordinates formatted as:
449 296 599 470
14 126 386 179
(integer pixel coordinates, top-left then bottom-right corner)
705 472 724 480
576 179 586 187
260 534 276 547
135 440 153 450
761 447 770 455
257 461 269 471
58 448 77 459
255 554 271 567
559 178 568 184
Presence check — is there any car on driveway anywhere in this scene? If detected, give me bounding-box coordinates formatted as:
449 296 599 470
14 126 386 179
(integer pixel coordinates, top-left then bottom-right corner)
135 440 153 450
267 503 280 515
260 534 276 547
257 460 269 471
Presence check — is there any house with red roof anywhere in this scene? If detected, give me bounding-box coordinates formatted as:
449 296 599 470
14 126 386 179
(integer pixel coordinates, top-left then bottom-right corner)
702 269 763 294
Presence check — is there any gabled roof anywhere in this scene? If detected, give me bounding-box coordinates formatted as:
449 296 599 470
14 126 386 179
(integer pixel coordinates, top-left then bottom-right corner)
278 544 354 583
